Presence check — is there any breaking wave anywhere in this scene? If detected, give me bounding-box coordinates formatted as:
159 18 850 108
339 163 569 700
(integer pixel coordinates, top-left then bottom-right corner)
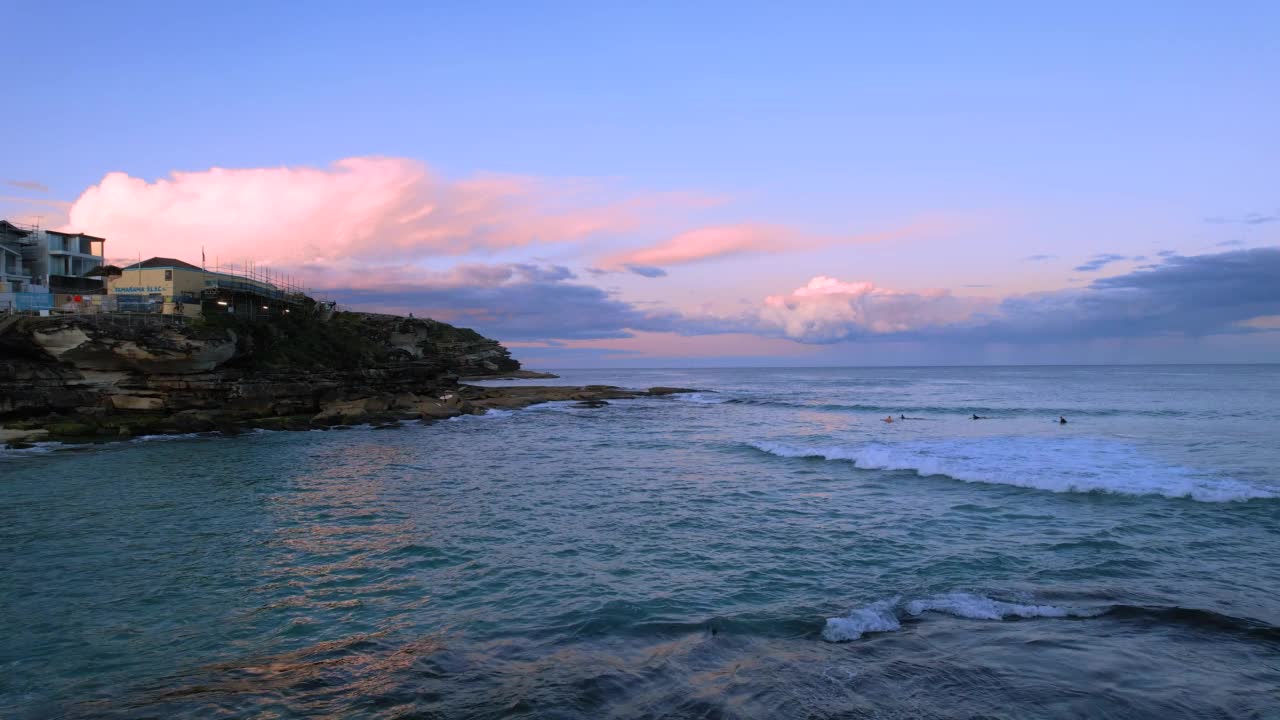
672 392 730 404
747 437 1276 502
823 593 1104 642
821 592 1280 643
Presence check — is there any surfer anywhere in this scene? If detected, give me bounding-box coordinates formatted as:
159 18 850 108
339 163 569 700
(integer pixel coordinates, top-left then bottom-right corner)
883 415 894 423
1059 416 1067 424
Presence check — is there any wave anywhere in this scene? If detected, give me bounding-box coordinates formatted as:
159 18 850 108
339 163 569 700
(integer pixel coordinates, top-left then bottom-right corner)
448 409 516 422
822 592 1280 644
747 438 1276 502
822 592 1102 642
725 397 1191 418
672 392 730 404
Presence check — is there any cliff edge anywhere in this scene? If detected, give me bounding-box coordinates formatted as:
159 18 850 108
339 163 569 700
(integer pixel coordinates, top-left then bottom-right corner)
0 311 521 442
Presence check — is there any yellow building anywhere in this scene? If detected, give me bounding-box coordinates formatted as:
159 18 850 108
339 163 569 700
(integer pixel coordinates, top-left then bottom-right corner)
109 257 297 318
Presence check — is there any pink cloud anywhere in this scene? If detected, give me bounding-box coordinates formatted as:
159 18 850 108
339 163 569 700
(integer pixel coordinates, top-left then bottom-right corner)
754 275 994 341
600 217 959 272
63 157 697 271
600 223 799 269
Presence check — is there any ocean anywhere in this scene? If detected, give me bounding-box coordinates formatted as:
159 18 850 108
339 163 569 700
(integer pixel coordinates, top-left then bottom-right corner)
2 365 1278 719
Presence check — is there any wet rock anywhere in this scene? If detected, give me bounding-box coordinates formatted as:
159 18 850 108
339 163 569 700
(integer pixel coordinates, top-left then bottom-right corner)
647 387 700 396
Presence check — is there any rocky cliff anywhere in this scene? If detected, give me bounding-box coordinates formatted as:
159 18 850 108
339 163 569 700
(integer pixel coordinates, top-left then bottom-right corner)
0 311 524 442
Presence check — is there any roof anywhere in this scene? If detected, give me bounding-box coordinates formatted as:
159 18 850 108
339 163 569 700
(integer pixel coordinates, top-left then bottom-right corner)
122 257 203 271
46 229 107 242
0 220 33 237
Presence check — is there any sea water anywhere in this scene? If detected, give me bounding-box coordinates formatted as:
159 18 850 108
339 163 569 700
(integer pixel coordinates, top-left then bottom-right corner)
2 365 1278 718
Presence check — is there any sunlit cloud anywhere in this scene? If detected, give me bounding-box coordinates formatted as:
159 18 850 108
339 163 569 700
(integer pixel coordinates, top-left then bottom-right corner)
599 216 965 273
63 156 709 268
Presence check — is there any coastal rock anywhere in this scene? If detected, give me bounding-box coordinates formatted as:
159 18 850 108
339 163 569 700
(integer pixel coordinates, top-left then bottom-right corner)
0 312 707 441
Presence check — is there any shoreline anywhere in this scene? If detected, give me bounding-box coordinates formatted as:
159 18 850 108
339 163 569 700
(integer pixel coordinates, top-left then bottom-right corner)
2 384 700 449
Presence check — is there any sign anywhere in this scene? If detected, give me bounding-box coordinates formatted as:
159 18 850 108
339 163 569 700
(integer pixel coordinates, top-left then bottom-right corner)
201 288 219 299
112 285 166 294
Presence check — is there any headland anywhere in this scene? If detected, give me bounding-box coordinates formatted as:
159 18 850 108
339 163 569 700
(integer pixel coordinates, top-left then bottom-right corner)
0 310 691 447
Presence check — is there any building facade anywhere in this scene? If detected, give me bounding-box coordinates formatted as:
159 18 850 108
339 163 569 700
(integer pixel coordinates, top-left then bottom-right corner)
42 230 107 294
109 257 298 318
0 220 106 311
1 220 41 293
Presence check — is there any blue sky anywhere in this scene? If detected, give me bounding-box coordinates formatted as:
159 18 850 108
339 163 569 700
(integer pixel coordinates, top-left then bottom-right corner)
3 1 1278 365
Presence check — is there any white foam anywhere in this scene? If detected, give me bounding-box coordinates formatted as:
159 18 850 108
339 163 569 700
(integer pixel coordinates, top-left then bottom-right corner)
904 592 1105 620
448 408 516 422
822 593 1103 642
748 438 1275 503
672 392 728 404
820 599 901 642
0 440 65 456
131 432 204 443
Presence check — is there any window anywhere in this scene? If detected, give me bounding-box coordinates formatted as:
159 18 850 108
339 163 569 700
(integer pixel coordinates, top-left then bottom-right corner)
164 270 173 281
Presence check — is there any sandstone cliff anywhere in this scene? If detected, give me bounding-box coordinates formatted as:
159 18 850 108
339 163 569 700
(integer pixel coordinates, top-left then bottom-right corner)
0 311 523 442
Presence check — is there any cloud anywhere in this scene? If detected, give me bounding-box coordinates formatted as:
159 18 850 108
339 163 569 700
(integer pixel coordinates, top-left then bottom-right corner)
601 223 802 269
64 157 701 267
315 247 1280 352
673 247 1280 346
673 276 994 344
322 262 678 341
623 264 667 278
597 217 952 271
1072 253 1128 272
0 195 72 227
1024 254 1056 261
1216 239 1245 247
1206 212 1278 225
5 180 49 193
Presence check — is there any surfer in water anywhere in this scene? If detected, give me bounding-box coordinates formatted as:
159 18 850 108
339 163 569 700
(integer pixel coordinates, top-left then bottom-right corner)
1059 416 1067 424
883 415 894 423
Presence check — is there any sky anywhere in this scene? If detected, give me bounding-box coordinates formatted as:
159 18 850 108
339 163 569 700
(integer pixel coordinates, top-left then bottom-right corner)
3 1 1278 366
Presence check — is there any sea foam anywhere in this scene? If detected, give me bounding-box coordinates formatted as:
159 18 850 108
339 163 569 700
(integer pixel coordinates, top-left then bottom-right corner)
822 593 1102 642
748 437 1275 502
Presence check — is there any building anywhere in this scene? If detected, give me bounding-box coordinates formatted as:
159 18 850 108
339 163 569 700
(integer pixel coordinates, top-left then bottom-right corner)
0 220 39 294
0 220 107 311
42 230 107 294
109 257 302 318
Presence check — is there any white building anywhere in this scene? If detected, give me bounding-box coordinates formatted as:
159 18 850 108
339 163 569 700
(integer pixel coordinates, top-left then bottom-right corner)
41 229 107 294
0 220 106 310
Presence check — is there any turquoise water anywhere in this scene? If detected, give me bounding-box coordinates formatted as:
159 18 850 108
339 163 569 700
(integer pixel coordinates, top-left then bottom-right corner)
3 366 1279 718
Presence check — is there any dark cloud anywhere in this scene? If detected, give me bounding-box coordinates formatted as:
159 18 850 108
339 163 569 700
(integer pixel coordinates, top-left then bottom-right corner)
674 248 1280 346
4 180 49 193
1204 212 1278 225
968 248 1280 342
1072 253 1128 272
624 264 668 278
325 249 1280 351
1156 250 1177 258
1024 254 1056 261
1216 239 1245 247
511 263 576 282
325 263 677 341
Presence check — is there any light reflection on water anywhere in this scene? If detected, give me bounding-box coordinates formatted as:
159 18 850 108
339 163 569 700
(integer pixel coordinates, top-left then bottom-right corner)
2 366 1279 718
